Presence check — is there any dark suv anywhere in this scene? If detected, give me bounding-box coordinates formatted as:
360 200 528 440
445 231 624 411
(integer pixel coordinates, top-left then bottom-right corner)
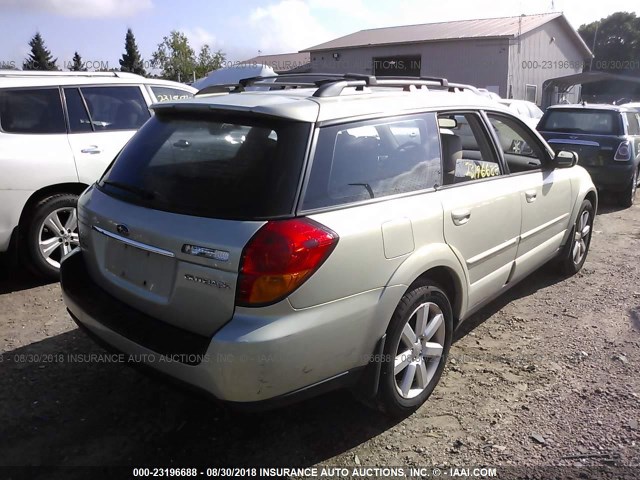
538 104 640 207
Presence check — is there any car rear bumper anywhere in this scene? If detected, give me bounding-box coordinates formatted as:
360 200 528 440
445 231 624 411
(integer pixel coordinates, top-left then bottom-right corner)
61 249 395 406
582 163 635 191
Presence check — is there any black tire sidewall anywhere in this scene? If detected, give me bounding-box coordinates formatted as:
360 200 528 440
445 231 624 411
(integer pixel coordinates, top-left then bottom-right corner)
26 194 79 279
620 167 637 208
378 282 453 416
561 199 594 275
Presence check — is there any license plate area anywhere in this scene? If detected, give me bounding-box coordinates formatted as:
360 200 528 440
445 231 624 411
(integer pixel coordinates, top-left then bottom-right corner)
105 238 175 296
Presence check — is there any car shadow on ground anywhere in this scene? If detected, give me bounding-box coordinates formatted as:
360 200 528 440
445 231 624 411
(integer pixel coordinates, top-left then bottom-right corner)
453 264 565 341
0 329 400 474
0 255 53 295
0 264 574 476
595 192 634 215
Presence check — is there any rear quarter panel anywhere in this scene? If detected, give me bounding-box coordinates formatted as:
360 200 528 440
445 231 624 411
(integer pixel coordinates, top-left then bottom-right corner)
290 192 467 345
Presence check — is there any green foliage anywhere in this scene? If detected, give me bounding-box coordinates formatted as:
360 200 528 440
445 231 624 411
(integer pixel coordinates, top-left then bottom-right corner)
152 31 195 82
579 12 640 72
195 44 226 79
23 32 59 71
119 28 146 76
70 52 87 71
152 30 225 82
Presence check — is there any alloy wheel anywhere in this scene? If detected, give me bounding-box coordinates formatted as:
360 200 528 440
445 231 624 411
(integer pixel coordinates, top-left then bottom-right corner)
393 302 446 399
38 207 79 269
572 209 591 266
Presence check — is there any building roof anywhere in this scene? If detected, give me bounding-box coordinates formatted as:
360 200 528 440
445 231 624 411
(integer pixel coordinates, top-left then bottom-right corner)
302 13 592 58
240 52 310 73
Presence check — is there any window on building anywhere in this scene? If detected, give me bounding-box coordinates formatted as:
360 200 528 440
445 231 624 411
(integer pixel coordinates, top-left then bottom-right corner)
525 84 537 103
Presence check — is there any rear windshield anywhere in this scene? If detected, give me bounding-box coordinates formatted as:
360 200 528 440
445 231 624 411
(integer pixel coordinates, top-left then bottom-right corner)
539 109 622 135
98 112 310 219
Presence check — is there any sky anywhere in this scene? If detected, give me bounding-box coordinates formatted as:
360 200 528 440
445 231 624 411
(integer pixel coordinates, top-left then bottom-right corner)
0 0 638 71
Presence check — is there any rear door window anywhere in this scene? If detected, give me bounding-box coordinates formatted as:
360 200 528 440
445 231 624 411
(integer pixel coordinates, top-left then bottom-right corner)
64 88 92 133
0 88 65 134
98 112 311 219
437 112 501 185
79 86 150 131
150 86 194 103
302 113 441 210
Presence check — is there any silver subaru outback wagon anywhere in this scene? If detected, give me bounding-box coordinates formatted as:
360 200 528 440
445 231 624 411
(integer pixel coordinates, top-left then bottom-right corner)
61 74 597 416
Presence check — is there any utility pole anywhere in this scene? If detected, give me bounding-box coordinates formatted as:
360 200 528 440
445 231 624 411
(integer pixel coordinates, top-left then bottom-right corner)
590 21 599 71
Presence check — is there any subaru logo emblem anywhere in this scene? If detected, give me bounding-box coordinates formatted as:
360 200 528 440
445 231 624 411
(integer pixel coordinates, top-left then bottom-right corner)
116 224 130 236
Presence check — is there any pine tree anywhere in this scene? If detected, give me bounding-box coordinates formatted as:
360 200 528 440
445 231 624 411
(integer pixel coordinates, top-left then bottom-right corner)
70 52 87 71
23 32 58 71
119 28 146 76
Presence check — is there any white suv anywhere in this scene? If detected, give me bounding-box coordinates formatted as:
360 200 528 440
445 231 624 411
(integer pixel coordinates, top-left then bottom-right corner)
0 71 196 278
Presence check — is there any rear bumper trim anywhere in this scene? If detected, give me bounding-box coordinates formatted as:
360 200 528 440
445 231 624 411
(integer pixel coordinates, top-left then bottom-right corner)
60 250 209 365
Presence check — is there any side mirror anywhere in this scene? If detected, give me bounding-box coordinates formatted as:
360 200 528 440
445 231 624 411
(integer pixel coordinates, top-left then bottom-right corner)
553 150 578 168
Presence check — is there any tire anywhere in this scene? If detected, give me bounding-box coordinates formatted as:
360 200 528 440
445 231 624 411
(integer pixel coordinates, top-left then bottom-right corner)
25 194 80 280
376 280 453 417
559 199 594 276
618 167 638 208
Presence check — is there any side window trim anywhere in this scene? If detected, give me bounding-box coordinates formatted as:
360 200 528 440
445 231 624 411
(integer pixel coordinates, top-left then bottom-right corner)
77 88 96 132
62 86 96 133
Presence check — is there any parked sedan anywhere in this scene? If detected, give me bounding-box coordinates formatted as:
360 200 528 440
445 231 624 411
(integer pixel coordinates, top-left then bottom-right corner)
538 104 640 207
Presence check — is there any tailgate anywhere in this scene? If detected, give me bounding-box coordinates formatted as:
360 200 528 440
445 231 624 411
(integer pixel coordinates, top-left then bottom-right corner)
78 188 263 337
543 133 625 167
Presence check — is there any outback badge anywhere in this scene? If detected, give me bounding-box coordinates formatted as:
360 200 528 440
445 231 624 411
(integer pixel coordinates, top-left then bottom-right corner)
184 273 231 290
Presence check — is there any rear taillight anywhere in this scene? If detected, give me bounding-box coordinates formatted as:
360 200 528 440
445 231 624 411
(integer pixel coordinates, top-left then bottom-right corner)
614 141 631 161
237 218 338 306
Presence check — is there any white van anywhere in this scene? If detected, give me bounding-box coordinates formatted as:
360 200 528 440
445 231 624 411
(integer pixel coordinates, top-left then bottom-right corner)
0 71 197 278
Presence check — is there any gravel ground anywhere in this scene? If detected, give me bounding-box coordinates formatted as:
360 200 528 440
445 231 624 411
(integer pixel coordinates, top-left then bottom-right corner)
0 197 638 480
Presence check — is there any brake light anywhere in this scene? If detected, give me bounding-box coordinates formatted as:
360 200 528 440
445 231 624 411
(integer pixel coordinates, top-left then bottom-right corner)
237 218 339 306
614 141 631 161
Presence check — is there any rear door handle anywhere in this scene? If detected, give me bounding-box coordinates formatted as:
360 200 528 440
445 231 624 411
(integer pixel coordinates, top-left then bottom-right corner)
80 146 102 154
451 209 471 226
525 190 537 203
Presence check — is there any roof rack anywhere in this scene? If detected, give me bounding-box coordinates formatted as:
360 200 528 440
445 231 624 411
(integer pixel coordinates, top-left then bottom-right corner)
194 72 482 98
0 71 141 78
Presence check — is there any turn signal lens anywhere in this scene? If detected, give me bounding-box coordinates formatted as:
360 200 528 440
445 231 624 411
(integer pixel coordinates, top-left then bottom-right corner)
237 218 338 306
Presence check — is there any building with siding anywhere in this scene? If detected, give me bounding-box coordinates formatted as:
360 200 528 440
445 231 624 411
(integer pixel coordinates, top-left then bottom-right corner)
301 13 592 104
240 52 310 74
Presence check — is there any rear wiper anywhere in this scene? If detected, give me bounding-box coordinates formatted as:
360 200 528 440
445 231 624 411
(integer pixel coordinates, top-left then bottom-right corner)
101 180 155 200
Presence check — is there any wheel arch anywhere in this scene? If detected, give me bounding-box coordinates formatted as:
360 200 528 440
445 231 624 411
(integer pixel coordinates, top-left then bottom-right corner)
383 243 468 328
17 183 90 238
584 188 598 215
